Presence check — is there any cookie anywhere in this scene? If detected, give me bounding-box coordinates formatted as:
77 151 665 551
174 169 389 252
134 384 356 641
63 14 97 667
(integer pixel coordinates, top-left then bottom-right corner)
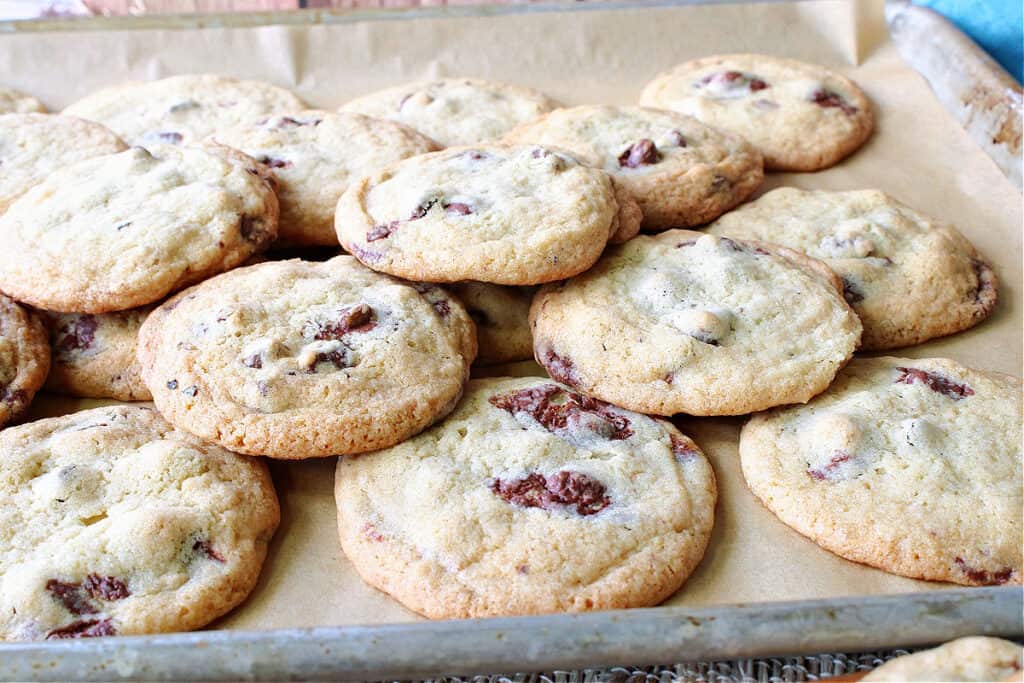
0 113 127 212
212 111 440 246
0 405 279 641
0 294 49 429
639 54 873 171
863 637 1023 682
707 188 998 349
741 356 1022 586
339 78 556 147
450 282 535 365
335 376 716 619
42 308 153 402
531 231 862 416
64 74 305 147
503 105 763 230
137 256 476 459
336 145 623 284
0 144 279 313
0 87 45 114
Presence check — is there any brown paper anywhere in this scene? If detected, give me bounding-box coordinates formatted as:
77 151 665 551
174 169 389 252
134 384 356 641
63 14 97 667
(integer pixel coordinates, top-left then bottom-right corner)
8 0 1021 631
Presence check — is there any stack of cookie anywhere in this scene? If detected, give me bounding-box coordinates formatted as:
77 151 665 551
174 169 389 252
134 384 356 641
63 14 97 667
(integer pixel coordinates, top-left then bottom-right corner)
0 53 1018 641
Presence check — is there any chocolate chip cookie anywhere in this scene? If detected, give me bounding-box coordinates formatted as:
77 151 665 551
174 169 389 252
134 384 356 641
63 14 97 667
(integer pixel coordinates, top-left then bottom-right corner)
0 144 278 313
531 231 862 416
864 637 1023 681
0 87 45 114
0 295 49 429
64 74 305 146
212 111 440 246
640 54 873 171
339 78 556 147
741 356 1022 587
335 376 716 618
137 257 476 459
707 188 998 349
336 145 624 284
504 105 763 230
450 282 535 365
42 308 153 402
0 113 127 212
0 405 279 640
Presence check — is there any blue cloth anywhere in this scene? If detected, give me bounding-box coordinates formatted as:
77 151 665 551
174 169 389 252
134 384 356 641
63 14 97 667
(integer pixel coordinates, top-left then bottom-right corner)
915 0 1023 83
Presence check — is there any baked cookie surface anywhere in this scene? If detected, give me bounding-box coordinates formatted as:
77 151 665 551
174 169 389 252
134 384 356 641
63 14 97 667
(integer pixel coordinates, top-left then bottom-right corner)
0 405 279 641
707 188 997 349
0 294 49 429
335 376 716 618
740 356 1022 587
503 105 763 230
450 283 535 365
863 637 1023 681
0 144 279 313
339 78 556 147
336 145 621 284
212 111 439 246
639 54 873 171
0 87 45 114
137 257 476 459
42 308 153 402
63 74 305 146
530 231 861 416
0 113 126 211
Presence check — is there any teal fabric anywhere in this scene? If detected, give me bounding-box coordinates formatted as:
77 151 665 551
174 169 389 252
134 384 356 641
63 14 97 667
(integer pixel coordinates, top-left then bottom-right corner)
916 0 1023 83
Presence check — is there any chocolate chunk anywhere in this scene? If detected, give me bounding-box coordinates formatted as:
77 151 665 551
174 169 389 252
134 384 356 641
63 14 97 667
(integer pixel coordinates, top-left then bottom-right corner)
361 523 385 542
367 221 399 242
242 353 263 369
971 257 995 305
807 450 852 481
444 202 473 216
82 575 130 602
688 330 720 347
810 89 858 115
699 71 770 93
57 315 98 355
311 304 376 340
45 579 96 616
954 557 1014 585
258 156 292 169
239 215 264 242
749 78 768 91
841 276 865 304
166 379 178 390
492 470 610 516
618 139 661 168
539 347 582 389
676 239 697 249
670 434 700 462
409 198 437 221
193 539 226 563
489 384 633 441
46 618 116 639
432 300 451 319
896 367 974 400
311 349 350 372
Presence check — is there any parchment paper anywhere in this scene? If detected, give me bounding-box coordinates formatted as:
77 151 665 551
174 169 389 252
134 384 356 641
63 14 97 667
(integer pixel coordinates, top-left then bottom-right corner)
6 0 1021 631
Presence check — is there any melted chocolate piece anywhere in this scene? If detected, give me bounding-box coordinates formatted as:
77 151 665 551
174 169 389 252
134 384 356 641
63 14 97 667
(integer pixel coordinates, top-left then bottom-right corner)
841 276 865 304
492 470 610 516
82 575 130 602
807 451 852 481
311 304 376 340
896 367 974 400
489 384 633 440
539 347 582 389
193 539 226 563
46 618 116 639
57 315 99 355
45 579 96 616
618 139 661 168
810 89 858 115
670 434 700 462
954 557 1014 585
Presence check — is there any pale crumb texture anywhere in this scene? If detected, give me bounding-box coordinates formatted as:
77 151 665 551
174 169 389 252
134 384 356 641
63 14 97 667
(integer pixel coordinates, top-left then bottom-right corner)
504 105 763 230
0 405 279 641
0 144 279 313
64 74 305 146
336 145 620 285
42 307 153 402
137 256 476 459
0 87 45 114
335 376 716 619
530 231 861 416
213 110 439 246
863 637 1023 681
0 113 126 212
340 78 556 147
707 188 998 349
741 356 1022 587
450 282 535 365
639 54 873 171
0 295 50 428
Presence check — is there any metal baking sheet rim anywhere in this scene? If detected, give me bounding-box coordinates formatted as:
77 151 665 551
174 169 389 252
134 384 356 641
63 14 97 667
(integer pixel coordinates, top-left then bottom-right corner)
1 587 1021 681
0 3 1020 680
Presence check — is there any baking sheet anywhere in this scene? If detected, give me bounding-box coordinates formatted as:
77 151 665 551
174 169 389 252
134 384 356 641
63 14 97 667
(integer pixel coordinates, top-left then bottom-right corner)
5 0 1022 634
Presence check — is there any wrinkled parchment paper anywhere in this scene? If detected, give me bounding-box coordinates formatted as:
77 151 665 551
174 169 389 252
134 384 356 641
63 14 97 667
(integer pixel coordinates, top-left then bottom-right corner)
7 0 1021 630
